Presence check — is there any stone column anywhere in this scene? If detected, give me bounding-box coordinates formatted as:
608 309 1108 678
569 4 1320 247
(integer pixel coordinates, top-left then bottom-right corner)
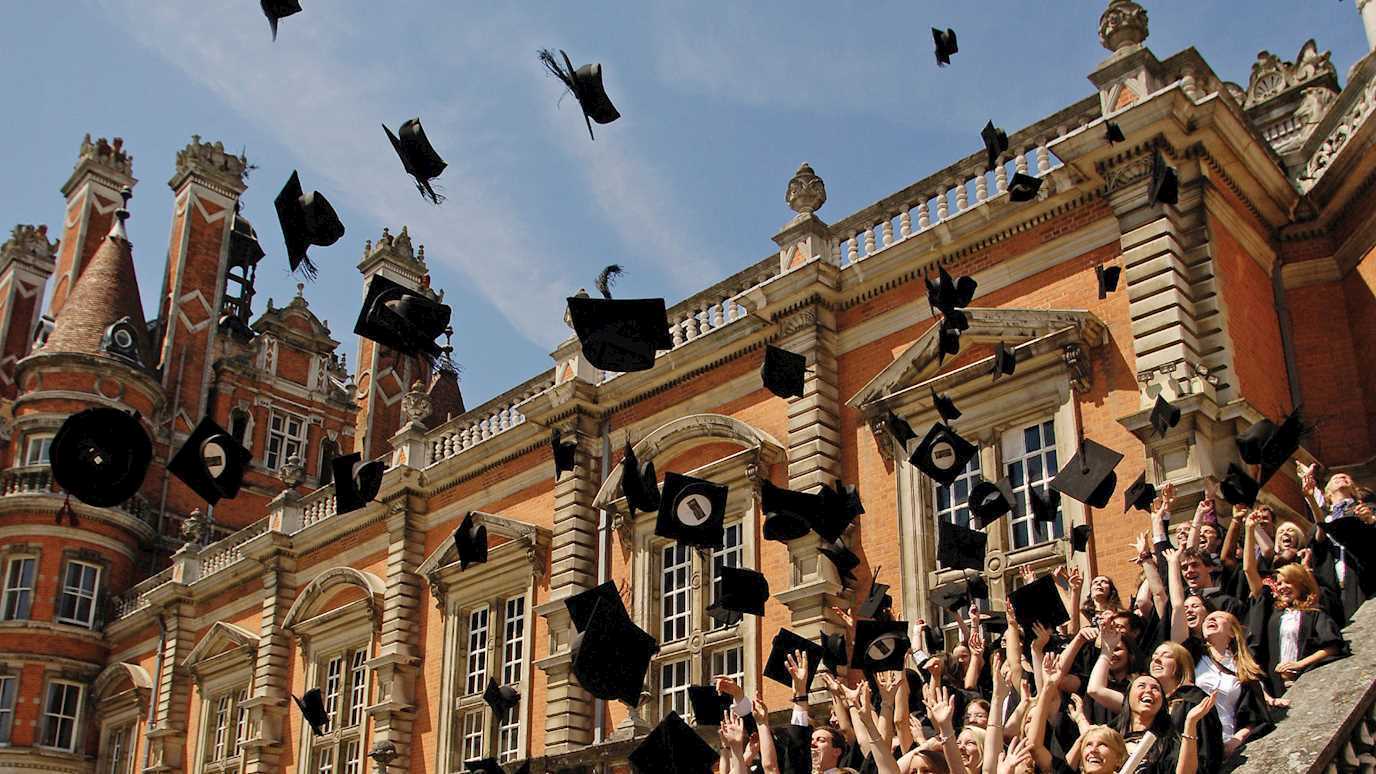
142 596 193 773
240 493 299 773
367 498 424 772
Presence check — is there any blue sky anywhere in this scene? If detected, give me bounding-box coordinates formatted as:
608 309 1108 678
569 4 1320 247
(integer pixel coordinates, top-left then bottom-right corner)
0 1 1365 407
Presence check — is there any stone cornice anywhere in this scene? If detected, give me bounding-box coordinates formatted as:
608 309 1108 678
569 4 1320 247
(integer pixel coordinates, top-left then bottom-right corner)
0 493 157 546
13 351 165 410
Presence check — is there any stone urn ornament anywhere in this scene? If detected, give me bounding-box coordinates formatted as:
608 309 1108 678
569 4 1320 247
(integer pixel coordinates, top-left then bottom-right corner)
785 162 827 217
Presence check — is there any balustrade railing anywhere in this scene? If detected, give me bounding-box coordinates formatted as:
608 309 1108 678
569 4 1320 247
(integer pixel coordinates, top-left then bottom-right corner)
0 463 152 525
425 371 558 466
197 517 270 578
110 567 174 620
300 487 337 528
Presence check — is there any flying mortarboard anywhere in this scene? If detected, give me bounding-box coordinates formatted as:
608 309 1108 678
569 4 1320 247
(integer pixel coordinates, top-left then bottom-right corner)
566 266 672 373
1149 149 1179 207
930 582 972 613
850 619 910 672
1009 574 1070 632
981 121 1010 171
990 341 1017 381
931 387 962 423
1050 439 1124 509
1150 394 1182 438
383 118 447 204
856 567 892 620
1007 173 1043 203
968 478 1015 528
1096 264 1121 299
812 479 862 543
566 580 623 633
539 49 621 142
464 760 503 774
938 320 963 365
354 273 453 363
1030 484 1061 523
762 344 807 399
1236 407 1307 485
926 266 978 317
909 422 979 486
167 416 251 506
686 685 733 727
261 0 301 40
764 628 824 690
570 593 658 706
932 27 958 66
820 631 849 672
887 412 919 451
275 170 344 280
484 678 521 717
294 688 328 736
937 519 988 571
453 512 488 570
710 566 769 618
1219 462 1260 507
819 537 861 583
51 407 153 509
1321 518 1376 591
621 442 660 514
760 479 818 543
628 711 717 774
657 472 728 549
552 430 578 480
1105 122 1126 144
1071 524 1093 554
1123 472 1156 513
332 452 384 514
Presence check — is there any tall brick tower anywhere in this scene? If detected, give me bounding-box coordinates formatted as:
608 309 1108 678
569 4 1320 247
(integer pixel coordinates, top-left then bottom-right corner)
353 226 441 459
48 135 135 320
0 225 58 399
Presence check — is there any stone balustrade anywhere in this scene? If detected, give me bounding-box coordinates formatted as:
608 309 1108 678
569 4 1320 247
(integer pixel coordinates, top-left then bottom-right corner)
110 567 175 619
300 487 337 528
656 254 780 360
426 371 557 466
196 517 271 578
0 462 153 525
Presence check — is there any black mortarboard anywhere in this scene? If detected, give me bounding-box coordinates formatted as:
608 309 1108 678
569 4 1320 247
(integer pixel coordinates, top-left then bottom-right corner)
760 479 818 543
294 688 327 736
1105 122 1126 144
566 295 672 373
711 566 769 617
887 412 919 451
1149 150 1179 207
261 0 301 40
464 760 503 774
991 341 1016 381
931 387 962 423
228 207 266 268
657 472 728 549
621 442 660 514
930 583 972 613
1096 264 1121 299
1219 462 1260 507
1050 439 1124 508
1009 575 1070 632
167 416 251 506
629 711 716 774
764 628 824 690
850 619 910 672
274 171 344 280
856 567 892 619
938 320 962 365
1236 407 1307 485
1007 173 1043 203
552 429 578 480
1322 518 1376 586
1030 484 1061 523
566 580 623 633
926 266 978 317
819 537 861 583
570 594 658 706
762 344 807 399
966 572 991 603
909 422 979 486
937 520 988 571
1123 472 1156 512
981 121 1010 171
1151 394 1181 438
968 478 1015 528
812 480 861 543
332 452 384 515
484 678 520 716
354 273 452 362
820 631 849 672
932 27 958 66
686 685 732 726
1072 524 1093 553
383 118 447 204
453 512 488 570
50 407 154 509
539 49 621 142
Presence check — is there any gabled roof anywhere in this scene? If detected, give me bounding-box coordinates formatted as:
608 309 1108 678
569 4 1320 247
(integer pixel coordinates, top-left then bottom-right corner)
251 286 340 355
182 621 259 670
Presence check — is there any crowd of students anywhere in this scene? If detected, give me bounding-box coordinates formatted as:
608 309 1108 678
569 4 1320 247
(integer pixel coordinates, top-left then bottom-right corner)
703 469 1374 774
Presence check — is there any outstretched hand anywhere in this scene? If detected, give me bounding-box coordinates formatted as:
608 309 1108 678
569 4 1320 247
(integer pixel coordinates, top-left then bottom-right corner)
785 649 810 695
998 736 1034 774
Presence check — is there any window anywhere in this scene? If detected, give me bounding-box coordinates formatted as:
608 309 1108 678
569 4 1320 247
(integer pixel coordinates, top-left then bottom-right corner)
461 710 484 762
105 722 135 774
660 544 692 643
2 556 36 620
24 434 53 466
57 560 101 628
1003 419 1062 550
933 453 983 532
203 687 249 773
709 523 744 631
41 680 83 751
464 608 489 695
659 658 690 719
265 411 306 471
451 595 527 769
308 646 368 773
0 675 15 744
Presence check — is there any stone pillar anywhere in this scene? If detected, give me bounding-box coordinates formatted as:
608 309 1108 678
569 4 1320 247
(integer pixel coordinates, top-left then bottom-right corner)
1088 0 1164 117
143 598 194 773
240 529 294 774
367 499 424 772
1359 0 1376 52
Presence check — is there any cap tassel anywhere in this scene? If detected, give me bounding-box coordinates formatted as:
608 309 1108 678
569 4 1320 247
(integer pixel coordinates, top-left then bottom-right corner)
595 264 622 300
294 254 319 281
417 178 446 206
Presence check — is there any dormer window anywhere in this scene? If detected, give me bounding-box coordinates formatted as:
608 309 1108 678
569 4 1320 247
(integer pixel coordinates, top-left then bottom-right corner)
101 316 142 365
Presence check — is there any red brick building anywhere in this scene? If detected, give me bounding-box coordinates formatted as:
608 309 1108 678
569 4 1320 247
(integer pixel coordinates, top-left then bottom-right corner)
0 2 1373 772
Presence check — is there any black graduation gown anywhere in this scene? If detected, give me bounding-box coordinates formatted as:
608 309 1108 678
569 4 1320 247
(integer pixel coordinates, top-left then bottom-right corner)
1244 586 1348 696
1309 532 1365 625
1124 729 1184 774
1233 680 1275 743
1168 684 1224 774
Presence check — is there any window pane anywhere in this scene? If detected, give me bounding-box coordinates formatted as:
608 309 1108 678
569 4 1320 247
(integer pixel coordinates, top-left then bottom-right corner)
710 646 743 687
3 557 35 620
1004 417 1062 550
342 739 362 774
0 675 15 744
347 649 368 728
709 524 743 630
323 655 343 733
659 659 689 720
58 562 99 627
314 746 335 774
502 596 525 685
932 451 983 566
42 682 80 750
466 607 489 695
462 710 485 761
660 544 691 643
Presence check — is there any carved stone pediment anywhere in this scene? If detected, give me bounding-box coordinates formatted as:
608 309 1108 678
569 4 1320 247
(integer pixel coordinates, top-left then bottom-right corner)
417 511 551 613
1244 39 1338 109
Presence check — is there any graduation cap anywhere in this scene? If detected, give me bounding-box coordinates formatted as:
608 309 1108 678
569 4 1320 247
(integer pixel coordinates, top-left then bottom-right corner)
353 273 453 362
819 537 861 583
932 27 958 66
1150 394 1182 438
552 429 578 480
1123 472 1156 512
1030 484 1061 523
981 121 1010 171
384 118 447 204
1236 407 1307 485
937 519 988 571
621 442 660 514
1008 173 1043 203
968 478 1015 528
812 479 862 543
686 685 732 726
856 567 892 619
539 49 621 142
657 472 728 549
453 512 488 570
762 344 807 399
931 387 962 423
1050 439 1124 509
570 592 658 706
1009 574 1070 632
294 688 327 736
887 412 919 451
930 582 973 613
990 342 1017 381
760 479 818 543
820 631 849 672
850 619 910 672
1149 150 1179 207
50 407 153 509
1096 264 1121 299
566 580 623 633
764 628 825 690
937 321 962 365
926 266 978 317
484 678 521 717
332 452 384 514
629 711 717 774
1071 524 1093 553
1105 122 1126 144
1322 518 1376 588
261 0 301 40
710 566 769 618
167 417 251 506
274 171 344 279
464 760 503 774
1218 462 1260 507
909 422 979 486
566 266 672 373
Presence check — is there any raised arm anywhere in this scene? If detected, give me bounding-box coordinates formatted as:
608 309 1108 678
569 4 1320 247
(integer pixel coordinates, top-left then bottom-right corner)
1029 622 1052 694
751 693 781 774
923 681 963 774
1024 653 1062 773
1220 505 1245 570
1066 567 1085 635
1163 547 1189 642
1243 513 1265 599
1087 626 1126 710
1135 531 1168 617
1176 692 1218 774
965 629 986 691
982 650 1008 774
850 682 901 774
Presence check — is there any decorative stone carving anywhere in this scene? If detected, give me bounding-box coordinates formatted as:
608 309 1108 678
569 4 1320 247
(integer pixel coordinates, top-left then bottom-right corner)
611 509 636 549
400 379 432 424
0 224 58 267
1102 155 1155 193
1295 86 1340 141
173 135 250 190
181 508 212 547
868 414 896 463
76 134 133 176
1062 344 1091 394
1244 40 1338 109
785 162 827 216
518 532 548 582
1178 68 1204 102
279 454 306 488
1099 0 1148 53
425 571 447 614
1298 73 1376 191
368 740 398 772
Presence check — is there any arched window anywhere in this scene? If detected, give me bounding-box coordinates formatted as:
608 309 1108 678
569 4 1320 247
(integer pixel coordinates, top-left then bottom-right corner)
229 409 250 446
319 439 339 486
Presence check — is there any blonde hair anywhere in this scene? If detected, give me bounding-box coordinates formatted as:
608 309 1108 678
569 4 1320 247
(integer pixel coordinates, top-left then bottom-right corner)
958 726 986 763
1154 641 1196 685
1209 612 1263 683
1079 725 1128 770
1275 520 1308 548
1276 563 1323 612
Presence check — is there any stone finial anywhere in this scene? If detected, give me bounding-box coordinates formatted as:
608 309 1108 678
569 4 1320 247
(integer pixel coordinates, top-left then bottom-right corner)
111 186 132 241
785 162 827 216
401 379 433 425
171 135 250 193
1099 0 1148 53
0 224 59 268
368 740 398 771
279 454 306 488
76 134 134 177
181 508 212 547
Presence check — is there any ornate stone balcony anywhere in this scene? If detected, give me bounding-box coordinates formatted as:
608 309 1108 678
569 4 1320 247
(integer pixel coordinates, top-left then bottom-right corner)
0 463 154 526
